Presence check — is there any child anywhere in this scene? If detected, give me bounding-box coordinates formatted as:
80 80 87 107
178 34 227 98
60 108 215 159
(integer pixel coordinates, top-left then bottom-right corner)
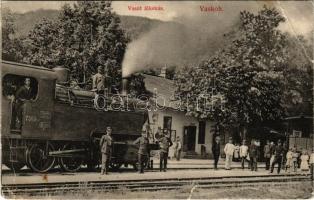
285 148 293 173
300 150 309 175
292 148 298 172
309 149 314 180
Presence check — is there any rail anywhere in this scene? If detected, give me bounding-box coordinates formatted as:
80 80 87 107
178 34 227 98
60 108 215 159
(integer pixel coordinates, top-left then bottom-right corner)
1 174 310 197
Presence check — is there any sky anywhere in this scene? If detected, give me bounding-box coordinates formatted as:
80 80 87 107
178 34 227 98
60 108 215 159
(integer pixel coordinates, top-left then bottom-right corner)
2 1 313 36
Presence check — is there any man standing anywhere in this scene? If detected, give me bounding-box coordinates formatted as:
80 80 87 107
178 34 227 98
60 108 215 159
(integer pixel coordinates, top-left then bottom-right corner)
240 140 249 169
159 131 173 172
134 131 149 173
224 137 235 170
269 141 276 168
99 126 113 175
249 140 258 171
92 66 105 94
212 136 221 170
264 140 271 170
282 141 288 170
270 140 284 174
175 136 182 161
13 77 33 129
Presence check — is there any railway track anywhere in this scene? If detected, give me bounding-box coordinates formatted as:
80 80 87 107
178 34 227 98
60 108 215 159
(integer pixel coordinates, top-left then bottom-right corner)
1 174 311 197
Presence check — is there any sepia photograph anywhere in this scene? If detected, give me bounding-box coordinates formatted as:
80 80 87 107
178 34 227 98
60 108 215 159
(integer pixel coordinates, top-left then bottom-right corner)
1 1 313 199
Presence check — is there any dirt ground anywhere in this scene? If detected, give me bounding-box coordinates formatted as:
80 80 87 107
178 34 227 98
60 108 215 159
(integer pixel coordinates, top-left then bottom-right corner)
18 181 313 199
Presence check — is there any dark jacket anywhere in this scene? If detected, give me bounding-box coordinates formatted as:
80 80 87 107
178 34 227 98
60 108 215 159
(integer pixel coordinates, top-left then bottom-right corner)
274 145 284 157
15 86 33 102
159 136 173 153
270 144 276 155
100 134 112 154
249 144 258 158
134 136 149 155
212 141 220 156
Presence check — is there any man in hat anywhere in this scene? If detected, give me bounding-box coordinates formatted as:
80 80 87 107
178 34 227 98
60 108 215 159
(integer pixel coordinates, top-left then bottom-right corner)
264 140 272 170
175 136 182 161
240 140 249 169
92 66 105 94
212 136 221 170
159 131 173 172
224 137 235 170
270 139 284 174
99 126 113 175
13 77 34 129
249 139 258 171
134 131 149 173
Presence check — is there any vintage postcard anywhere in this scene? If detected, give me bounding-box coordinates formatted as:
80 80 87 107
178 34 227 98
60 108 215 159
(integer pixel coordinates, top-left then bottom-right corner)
1 1 313 199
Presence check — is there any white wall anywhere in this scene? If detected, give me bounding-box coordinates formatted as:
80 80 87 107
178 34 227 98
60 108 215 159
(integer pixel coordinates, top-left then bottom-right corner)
148 109 214 155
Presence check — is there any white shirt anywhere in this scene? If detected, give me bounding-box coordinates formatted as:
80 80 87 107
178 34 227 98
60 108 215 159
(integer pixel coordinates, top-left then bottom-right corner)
224 143 235 156
310 153 314 164
240 145 248 157
176 141 182 150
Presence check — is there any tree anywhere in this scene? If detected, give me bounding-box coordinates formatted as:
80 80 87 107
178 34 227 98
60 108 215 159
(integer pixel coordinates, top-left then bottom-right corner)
25 1 128 90
281 34 313 117
2 8 24 61
175 6 289 138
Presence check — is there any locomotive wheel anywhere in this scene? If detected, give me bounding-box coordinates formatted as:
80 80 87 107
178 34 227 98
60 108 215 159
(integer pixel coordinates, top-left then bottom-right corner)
109 162 122 171
25 147 32 169
59 144 84 172
27 143 56 173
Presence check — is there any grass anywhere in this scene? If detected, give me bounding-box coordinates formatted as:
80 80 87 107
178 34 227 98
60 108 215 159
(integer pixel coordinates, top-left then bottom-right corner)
6 181 313 199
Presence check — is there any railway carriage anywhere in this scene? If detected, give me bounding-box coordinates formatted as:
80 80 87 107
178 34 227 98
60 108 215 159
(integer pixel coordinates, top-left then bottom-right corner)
1 61 152 173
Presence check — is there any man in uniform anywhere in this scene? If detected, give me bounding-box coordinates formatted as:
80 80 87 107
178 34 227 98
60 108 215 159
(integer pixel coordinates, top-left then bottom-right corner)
264 140 271 170
159 131 173 172
212 136 221 170
13 77 34 129
134 131 149 173
270 139 284 174
249 139 258 171
99 126 113 175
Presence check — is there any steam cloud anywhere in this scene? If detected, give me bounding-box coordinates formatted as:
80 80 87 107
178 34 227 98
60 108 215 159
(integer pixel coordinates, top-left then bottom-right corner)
121 18 237 77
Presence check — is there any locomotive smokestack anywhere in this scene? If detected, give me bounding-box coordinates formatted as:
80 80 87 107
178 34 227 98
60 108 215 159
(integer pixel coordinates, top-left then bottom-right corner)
53 66 69 84
122 77 129 96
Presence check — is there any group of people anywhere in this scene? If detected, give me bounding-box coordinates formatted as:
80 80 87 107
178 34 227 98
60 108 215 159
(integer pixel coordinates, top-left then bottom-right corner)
99 126 180 175
212 136 314 176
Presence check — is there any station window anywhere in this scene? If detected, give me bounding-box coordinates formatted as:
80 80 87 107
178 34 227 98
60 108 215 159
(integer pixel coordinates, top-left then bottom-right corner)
2 74 38 100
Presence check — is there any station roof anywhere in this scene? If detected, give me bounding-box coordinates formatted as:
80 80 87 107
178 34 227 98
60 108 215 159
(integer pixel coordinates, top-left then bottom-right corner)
142 74 179 110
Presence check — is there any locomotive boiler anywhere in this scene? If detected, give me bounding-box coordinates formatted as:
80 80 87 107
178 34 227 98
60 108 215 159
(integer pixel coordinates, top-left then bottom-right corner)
1 61 152 173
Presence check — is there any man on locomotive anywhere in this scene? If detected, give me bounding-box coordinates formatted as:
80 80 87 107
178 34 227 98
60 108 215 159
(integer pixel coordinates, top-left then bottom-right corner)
99 126 113 175
134 131 149 174
159 130 173 172
92 66 106 94
92 65 112 95
12 77 34 129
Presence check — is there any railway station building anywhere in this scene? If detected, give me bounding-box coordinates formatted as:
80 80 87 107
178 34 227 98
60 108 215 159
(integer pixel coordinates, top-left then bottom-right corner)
143 74 216 158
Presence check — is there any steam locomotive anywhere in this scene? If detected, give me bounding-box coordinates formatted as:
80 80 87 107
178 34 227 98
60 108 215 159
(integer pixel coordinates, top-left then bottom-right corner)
1 61 153 173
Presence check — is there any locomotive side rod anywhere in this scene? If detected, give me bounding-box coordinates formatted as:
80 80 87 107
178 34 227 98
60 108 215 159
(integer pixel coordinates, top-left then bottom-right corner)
49 149 87 155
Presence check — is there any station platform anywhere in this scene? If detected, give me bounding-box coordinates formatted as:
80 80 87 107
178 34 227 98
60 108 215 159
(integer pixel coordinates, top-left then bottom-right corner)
2 158 310 185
